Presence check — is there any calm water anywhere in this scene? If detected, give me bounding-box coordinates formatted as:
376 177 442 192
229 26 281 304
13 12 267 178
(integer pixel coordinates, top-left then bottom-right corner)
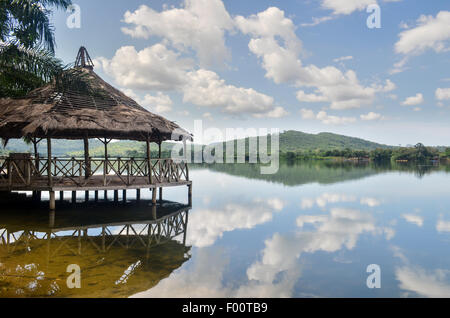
1 161 450 298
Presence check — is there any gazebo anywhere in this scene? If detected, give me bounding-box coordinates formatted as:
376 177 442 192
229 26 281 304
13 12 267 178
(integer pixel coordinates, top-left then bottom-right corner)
0 47 193 210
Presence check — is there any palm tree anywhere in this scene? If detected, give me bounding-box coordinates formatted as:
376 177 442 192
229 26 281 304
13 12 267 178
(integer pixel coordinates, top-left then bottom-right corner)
0 0 72 98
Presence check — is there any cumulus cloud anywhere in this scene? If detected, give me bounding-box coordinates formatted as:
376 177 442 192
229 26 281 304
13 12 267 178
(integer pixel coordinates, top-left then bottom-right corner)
395 11 450 56
300 108 357 125
121 0 234 67
360 112 383 121
436 219 450 233
97 45 286 118
183 69 287 117
396 266 450 298
236 7 395 110
402 214 424 227
187 198 285 247
95 44 192 91
321 0 377 15
300 193 357 209
247 208 378 284
436 88 450 101
122 89 173 113
401 93 424 106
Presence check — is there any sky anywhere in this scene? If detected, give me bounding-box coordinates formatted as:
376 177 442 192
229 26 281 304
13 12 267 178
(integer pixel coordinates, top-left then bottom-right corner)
50 0 450 146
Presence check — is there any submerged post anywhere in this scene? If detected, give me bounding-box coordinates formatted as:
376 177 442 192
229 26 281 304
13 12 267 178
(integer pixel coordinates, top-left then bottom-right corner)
49 191 55 211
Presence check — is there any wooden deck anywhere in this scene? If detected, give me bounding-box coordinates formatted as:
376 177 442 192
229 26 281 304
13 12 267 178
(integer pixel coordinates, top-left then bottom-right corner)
0 156 192 209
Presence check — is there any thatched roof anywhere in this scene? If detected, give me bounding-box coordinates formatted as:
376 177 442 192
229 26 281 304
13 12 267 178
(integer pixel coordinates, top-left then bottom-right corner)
0 47 192 143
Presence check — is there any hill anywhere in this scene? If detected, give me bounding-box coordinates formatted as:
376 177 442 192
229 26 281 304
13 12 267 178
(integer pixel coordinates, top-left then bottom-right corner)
1 131 391 157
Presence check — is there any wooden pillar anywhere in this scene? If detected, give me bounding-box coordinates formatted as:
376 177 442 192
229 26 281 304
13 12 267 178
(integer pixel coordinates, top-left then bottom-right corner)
49 191 55 211
85 191 89 202
47 138 53 187
33 138 40 173
183 139 187 160
152 188 157 205
136 189 141 201
159 187 163 202
72 191 76 203
84 137 90 179
158 142 162 159
60 191 64 201
114 190 118 202
104 190 108 200
146 139 152 184
122 189 127 202
94 191 99 202
104 138 109 175
49 210 55 228
188 184 192 206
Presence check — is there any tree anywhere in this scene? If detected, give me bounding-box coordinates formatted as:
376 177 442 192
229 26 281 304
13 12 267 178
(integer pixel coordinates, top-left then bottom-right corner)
0 0 72 98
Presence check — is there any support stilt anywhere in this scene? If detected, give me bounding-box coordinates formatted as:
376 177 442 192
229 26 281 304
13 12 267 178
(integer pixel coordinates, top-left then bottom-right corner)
136 189 141 201
60 191 64 201
49 191 55 211
123 189 127 202
188 184 192 206
72 191 76 203
114 190 118 202
94 191 98 202
152 188 157 205
159 187 163 202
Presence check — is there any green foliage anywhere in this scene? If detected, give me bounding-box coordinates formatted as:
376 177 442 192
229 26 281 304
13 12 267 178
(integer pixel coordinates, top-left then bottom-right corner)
0 0 71 98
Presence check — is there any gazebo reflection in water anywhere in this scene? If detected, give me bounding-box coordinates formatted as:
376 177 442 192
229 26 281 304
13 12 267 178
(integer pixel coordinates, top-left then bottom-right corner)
0 47 193 210
0 199 191 297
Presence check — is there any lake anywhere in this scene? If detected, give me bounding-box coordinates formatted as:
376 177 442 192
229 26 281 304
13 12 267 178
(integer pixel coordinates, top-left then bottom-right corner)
1 161 450 297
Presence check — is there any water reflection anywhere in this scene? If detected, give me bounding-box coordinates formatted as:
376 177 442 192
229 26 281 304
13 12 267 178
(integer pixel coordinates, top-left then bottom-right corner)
196 161 449 186
0 201 191 297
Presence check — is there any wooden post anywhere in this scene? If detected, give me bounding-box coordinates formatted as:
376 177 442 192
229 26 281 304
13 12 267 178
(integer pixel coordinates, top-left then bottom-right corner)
47 138 53 187
122 189 127 202
136 189 141 201
114 190 118 202
32 138 40 174
84 137 90 179
152 188 157 205
49 191 55 211
146 139 152 184
104 190 108 200
85 191 89 202
188 184 192 206
60 191 64 201
159 187 163 202
49 210 55 228
94 190 99 202
72 191 76 203
158 142 162 159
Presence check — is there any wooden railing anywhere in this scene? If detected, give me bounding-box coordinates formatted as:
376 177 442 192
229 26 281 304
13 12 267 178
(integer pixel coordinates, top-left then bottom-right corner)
0 157 189 188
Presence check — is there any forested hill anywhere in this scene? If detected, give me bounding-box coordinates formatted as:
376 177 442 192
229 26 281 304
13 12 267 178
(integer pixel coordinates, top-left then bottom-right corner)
278 131 390 152
1 130 391 157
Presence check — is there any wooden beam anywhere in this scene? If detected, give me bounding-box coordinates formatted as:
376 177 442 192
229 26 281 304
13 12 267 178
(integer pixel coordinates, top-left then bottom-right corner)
158 142 162 159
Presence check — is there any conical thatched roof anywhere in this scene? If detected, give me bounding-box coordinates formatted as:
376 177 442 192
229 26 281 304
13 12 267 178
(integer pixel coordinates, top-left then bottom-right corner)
0 47 192 143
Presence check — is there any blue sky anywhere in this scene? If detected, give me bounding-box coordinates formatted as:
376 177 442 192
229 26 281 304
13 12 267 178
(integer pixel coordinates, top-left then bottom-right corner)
50 0 450 145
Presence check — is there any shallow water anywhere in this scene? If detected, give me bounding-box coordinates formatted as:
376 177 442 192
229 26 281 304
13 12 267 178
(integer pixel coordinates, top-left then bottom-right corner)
1 161 450 298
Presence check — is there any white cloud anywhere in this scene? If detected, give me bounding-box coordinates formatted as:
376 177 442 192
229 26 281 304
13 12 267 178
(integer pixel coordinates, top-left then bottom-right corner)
360 197 381 207
187 198 285 247
436 88 450 101
95 44 192 91
401 93 424 106
236 7 395 110
333 55 354 63
321 0 378 15
97 45 285 118
395 11 450 56
247 208 378 284
121 0 234 67
437 219 450 233
122 89 173 113
183 69 287 118
360 112 383 121
402 214 424 227
396 266 450 298
300 108 357 125
300 193 357 209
